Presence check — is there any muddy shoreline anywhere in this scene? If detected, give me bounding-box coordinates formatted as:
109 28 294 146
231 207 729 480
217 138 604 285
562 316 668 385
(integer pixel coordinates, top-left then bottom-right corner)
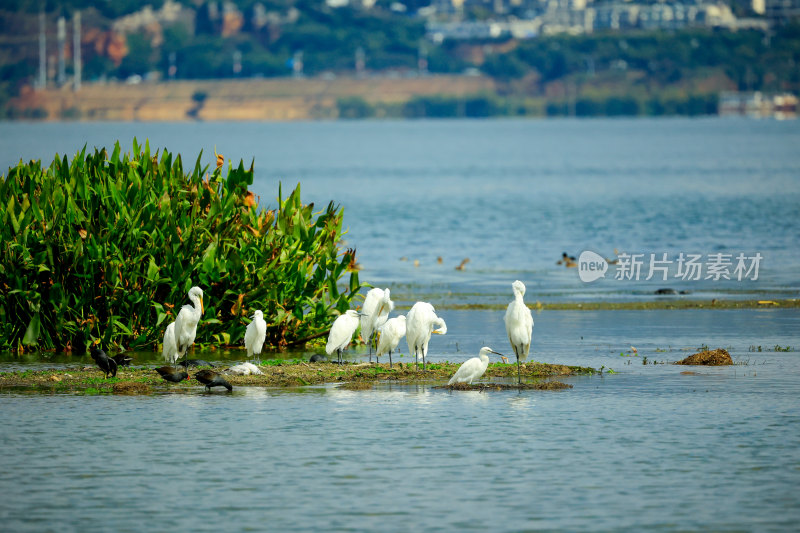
0 360 594 394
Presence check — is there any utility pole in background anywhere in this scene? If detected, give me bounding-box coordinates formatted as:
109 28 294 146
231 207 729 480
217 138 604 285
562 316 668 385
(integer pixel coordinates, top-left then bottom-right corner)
57 15 66 87
73 11 81 91
37 10 46 90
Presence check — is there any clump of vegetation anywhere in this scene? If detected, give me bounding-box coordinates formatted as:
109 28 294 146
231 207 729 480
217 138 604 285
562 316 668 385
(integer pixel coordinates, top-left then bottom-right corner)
0 140 363 352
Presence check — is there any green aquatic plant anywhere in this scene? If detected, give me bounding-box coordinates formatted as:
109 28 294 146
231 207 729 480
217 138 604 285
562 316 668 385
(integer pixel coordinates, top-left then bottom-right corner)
0 140 363 351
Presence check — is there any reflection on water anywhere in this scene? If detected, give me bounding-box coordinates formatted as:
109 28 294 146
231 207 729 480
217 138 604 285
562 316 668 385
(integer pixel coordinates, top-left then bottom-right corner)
1 309 799 531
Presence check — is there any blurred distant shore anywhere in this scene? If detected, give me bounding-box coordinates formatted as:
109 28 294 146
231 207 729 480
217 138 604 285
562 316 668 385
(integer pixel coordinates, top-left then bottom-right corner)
8 73 797 121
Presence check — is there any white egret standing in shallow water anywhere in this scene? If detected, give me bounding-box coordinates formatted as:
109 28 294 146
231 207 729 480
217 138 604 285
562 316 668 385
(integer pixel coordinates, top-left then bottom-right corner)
162 286 204 366
504 280 534 384
360 288 394 359
375 315 406 368
448 346 504 385
406 302 447 371
325 310 361 364
244 310 267 364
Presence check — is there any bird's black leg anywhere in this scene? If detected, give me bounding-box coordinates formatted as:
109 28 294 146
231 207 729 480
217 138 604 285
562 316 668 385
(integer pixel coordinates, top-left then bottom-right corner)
517 354 521 385
389 350 392 368
414 347 418 371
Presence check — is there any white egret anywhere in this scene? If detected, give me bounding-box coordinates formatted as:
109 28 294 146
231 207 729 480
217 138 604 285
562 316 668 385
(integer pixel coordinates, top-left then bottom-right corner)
360 288 394 358
375 315 406 368
504 280 534 384
164 286 205 366
244 310 267 364
325 310 361 364
448 346 504 385
228 362 263 375
162 322 178 363
406 301 447 371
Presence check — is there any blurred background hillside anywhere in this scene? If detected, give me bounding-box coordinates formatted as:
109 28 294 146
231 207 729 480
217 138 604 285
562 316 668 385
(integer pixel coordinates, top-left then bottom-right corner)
1 0 798 119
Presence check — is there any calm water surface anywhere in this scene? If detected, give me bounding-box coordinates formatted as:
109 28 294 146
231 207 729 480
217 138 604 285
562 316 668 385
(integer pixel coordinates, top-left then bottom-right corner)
1 119 799 531
1 118 799 303
2 309 799 531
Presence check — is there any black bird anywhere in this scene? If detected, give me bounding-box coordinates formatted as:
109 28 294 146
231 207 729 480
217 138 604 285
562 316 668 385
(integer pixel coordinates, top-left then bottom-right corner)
309 354 327 363
111 354 133 367
156 366 189 383
194 369 233 392
90 345 117 378
180 359 216 368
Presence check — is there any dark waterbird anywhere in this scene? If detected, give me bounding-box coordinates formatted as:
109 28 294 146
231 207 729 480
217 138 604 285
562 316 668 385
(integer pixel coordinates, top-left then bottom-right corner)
194 369 232 392
111 354 133 367
180 359 216 368
309 354 327 363
156 366 189 383
90 345 117 378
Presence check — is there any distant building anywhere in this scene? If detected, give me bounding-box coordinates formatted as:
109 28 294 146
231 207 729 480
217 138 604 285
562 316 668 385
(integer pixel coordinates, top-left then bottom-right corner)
765 0 800 24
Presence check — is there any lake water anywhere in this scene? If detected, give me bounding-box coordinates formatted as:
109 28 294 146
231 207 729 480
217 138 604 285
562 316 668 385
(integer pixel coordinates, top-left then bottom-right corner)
1 118 799 304
1 118 799 531
1 308 800 531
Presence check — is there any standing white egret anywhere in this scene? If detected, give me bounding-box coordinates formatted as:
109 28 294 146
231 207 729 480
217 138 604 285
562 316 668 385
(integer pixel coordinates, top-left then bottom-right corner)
375 315 406 368
406 301 447 371
504 280 534 384
448 346 504 385
168 286 205 366
361 288 394 358
162 322 178 363
244 310 267 364
325 310 361 364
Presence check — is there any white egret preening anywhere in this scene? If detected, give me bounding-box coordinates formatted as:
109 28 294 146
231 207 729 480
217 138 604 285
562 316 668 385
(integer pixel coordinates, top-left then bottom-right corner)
375 315 406 368
360 288 394 359
162 286 205 366
228 362 264 376
448 346 504 385
406 301 447 371
504 280 534 384
325 310 361 364
244 310 267 364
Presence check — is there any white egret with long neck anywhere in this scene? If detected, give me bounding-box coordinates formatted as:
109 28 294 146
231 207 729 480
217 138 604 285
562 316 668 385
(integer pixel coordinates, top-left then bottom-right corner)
504 280 534 384
325 310 361 364
244 309 267 364
448 346 504 385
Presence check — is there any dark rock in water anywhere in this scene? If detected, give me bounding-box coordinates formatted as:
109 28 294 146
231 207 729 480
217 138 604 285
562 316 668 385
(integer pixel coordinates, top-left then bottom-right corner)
194 369 232 392
180 359 215 368
111 354 133 367
655 288 678 295
156 366 189 382
675 348 733 366
679 290 691 295
309 354 327 363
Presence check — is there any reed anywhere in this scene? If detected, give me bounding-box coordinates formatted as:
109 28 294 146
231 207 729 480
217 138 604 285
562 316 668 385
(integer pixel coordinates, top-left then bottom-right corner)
0 140 363 352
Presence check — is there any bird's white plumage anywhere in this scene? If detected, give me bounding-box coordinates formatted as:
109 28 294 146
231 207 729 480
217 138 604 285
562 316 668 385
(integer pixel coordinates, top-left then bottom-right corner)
173 286 204 359
360 288 394 345
504 280 534 359
448 347 496 385
228 362 264 375
326 310 361 356
406 301 447 365
376 315 406 362
162 322 178 363
244 310 267 358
